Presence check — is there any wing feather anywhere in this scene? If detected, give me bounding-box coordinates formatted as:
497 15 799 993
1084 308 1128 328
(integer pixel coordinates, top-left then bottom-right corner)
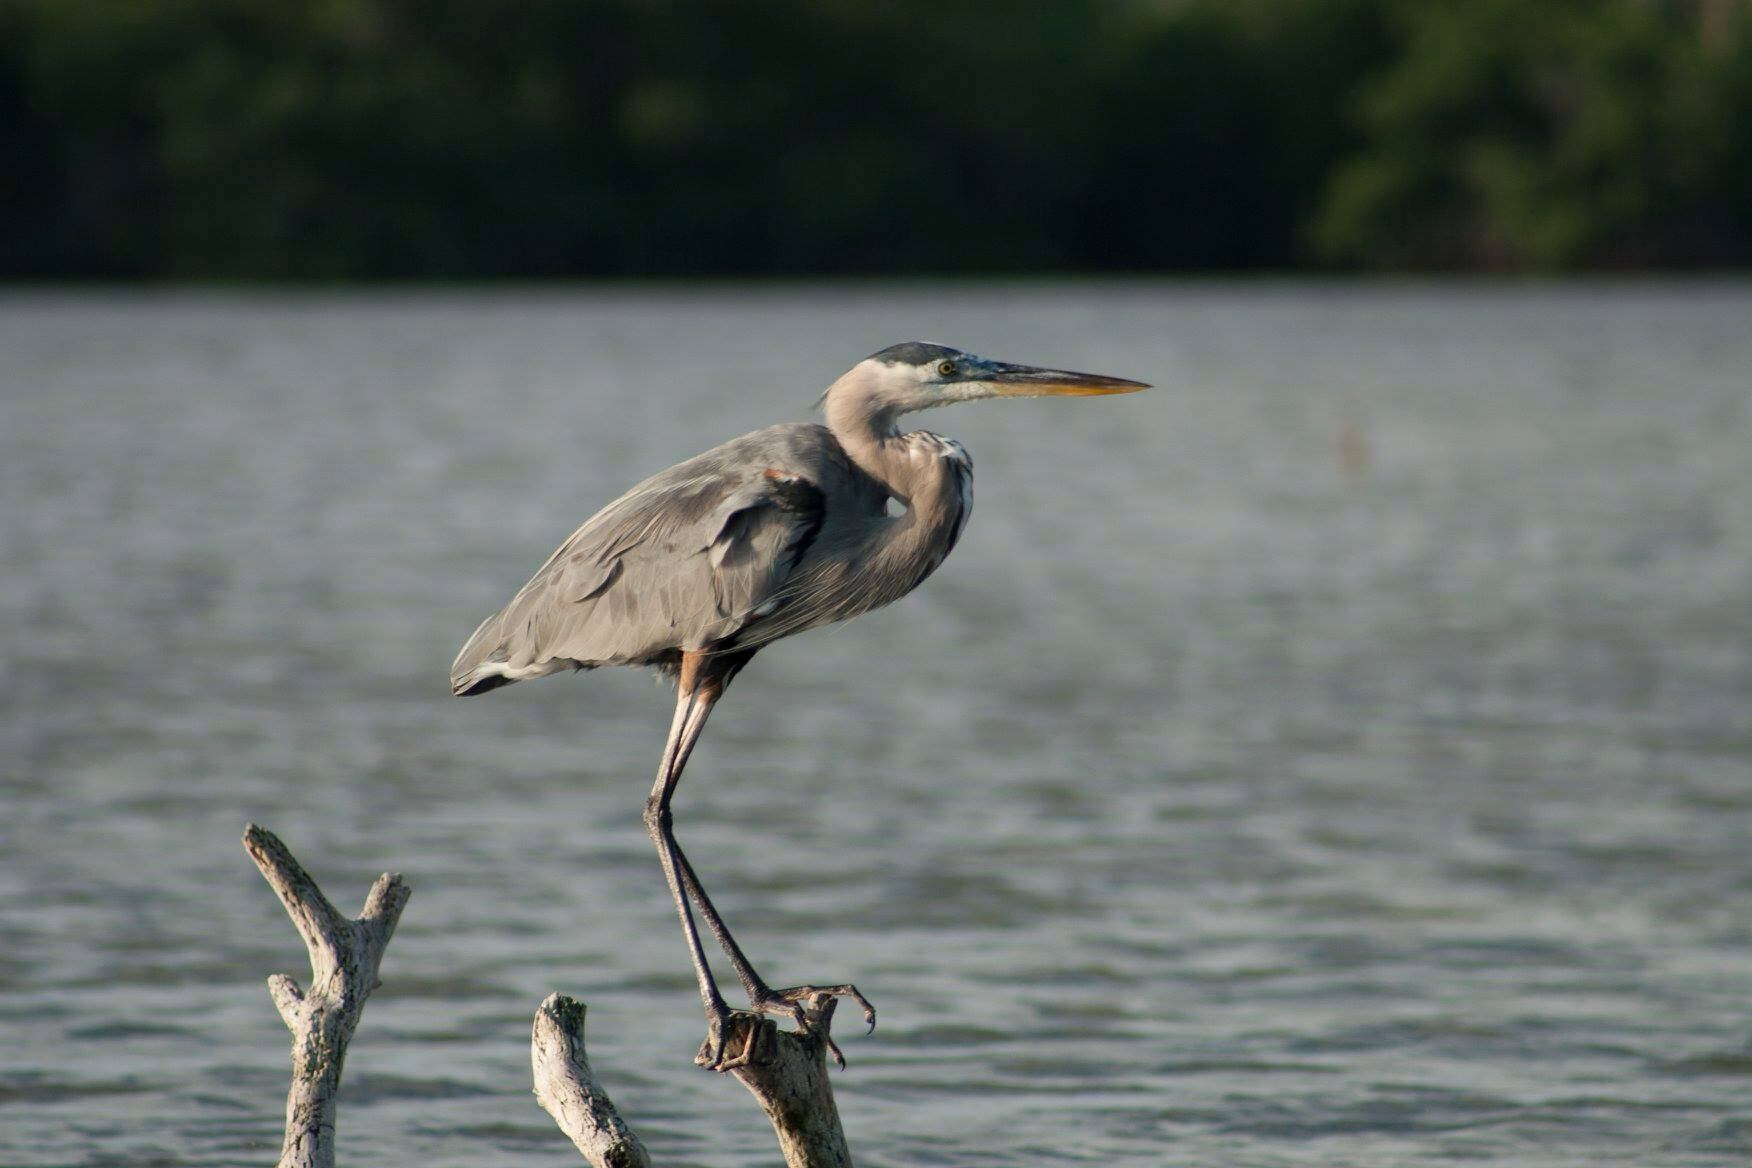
451 427 836 694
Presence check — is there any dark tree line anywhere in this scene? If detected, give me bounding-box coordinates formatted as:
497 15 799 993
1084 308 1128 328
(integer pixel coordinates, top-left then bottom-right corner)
2 0 1749 278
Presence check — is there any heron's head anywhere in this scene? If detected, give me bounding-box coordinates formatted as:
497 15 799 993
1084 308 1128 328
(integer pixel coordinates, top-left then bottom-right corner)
825 342 1148 426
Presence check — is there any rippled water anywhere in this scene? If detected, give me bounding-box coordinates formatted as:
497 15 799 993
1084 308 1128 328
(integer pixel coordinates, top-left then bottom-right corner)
3 283 1750 1167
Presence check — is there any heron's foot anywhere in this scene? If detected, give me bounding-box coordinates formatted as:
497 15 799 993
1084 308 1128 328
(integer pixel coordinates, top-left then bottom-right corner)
696 1001 773 1073
747 982 876 1070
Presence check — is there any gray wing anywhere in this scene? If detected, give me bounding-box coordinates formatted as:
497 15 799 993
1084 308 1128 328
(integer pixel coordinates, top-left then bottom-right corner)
451 425 845 694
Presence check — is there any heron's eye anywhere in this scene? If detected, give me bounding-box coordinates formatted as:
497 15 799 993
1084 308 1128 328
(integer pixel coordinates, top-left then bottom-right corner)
937 360 957 378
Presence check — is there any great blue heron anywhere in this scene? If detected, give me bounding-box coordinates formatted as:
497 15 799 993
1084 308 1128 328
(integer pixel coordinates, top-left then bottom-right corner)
452 341 1147 1068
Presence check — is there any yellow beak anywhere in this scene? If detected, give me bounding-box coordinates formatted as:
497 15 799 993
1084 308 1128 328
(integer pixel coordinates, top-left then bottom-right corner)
982 361 1151 396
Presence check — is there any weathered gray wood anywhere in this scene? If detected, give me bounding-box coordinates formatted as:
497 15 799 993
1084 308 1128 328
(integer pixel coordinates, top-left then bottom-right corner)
715 1000 854 1168
533 994 853 1168
244 824 410 1168
532 994 654 1168
244 820 852 1167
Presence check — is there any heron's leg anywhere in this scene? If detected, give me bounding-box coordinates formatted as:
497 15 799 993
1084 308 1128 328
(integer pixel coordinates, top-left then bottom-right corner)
642 671 757 1071
650 652 875 1068
670 841 876 1069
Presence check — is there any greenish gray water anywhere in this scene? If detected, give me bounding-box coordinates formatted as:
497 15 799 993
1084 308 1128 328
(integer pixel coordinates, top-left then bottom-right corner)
2 283 1749 1167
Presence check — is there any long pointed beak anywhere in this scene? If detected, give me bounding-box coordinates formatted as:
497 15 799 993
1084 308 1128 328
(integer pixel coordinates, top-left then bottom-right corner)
981 361 1150 397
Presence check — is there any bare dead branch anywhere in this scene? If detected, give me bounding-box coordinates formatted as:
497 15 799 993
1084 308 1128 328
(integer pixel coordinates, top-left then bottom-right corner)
244 821 853 1167
244 824 410 1168
716 1000 854 1168
532 994 654 1168
533 993 854 1168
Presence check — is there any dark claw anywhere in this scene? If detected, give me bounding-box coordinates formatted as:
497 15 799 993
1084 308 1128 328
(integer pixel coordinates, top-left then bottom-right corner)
698 1020 729 1071
696 1003 768 1072
740 982 876 1066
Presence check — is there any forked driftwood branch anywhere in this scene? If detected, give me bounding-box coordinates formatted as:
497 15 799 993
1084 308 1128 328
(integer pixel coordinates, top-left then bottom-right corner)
244 824 410 1168
247 825 854 1167
533 994 853 1168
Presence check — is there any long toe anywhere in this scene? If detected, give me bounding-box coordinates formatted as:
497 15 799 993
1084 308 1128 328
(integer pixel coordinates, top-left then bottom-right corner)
696 1003 767 1072
743 990 846 1069
736 982 875 1068
697 1006 731 1071
765 983 876 1034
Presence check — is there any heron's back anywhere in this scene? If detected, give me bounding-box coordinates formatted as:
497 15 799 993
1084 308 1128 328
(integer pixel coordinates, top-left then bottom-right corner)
450 423 883 694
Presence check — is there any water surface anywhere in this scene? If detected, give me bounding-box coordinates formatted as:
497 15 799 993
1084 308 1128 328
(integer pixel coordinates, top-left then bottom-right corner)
2 283 1750 1166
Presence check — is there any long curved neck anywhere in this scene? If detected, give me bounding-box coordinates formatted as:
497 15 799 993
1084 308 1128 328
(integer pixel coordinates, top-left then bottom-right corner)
823 367 909 493
822 370 971 590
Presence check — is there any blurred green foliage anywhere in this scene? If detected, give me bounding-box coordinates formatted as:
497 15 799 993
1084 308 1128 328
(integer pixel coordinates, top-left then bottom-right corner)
1 0 1748 277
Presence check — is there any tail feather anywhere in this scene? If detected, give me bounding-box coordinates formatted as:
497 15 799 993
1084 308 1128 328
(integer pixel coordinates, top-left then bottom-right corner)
454 672 515 697
450 610 510 696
